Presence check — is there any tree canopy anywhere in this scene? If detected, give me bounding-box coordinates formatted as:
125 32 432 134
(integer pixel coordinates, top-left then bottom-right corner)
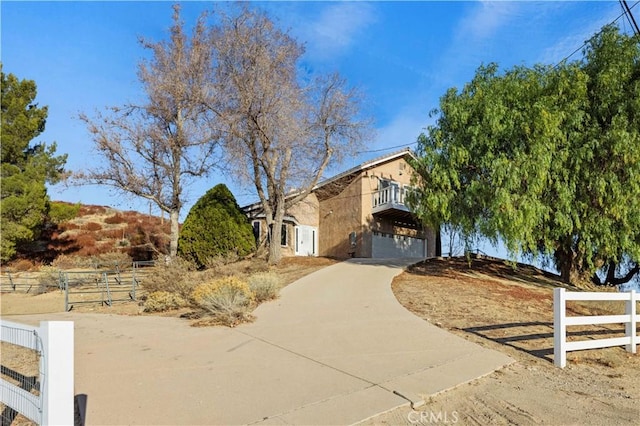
177 184 255 268
1 67 67 261
410 25 640 285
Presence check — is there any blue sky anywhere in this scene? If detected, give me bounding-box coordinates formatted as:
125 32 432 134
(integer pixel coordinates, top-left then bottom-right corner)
1 0 631 222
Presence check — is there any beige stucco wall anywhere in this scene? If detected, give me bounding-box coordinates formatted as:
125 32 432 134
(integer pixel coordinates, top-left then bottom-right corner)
318 156 430 259
318 176 364 258
287 193 319 227
250 155 438 259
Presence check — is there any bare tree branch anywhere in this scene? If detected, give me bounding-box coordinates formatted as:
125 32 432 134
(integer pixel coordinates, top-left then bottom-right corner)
75 4 220 257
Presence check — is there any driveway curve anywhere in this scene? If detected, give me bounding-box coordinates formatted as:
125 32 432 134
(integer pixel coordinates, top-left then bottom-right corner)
6 259 512 425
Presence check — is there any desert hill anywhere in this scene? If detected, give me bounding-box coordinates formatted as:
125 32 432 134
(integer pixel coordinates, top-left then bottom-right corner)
10 202 172 269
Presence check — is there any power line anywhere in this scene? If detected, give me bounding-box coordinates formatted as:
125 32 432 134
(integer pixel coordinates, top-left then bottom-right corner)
356 141 418 154
554 1 639 68
620 0 640 36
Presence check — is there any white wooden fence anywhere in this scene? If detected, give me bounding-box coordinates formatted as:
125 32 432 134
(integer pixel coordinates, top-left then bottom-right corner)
0 320 74 425
554 288 638 368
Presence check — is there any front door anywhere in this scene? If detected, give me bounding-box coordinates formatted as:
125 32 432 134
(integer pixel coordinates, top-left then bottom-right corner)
295 226 318 256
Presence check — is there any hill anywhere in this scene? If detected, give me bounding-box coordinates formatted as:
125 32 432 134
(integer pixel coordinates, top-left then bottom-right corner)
9 202 172 268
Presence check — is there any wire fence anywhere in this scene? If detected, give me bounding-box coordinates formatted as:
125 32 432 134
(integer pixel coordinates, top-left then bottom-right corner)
0 261 155 313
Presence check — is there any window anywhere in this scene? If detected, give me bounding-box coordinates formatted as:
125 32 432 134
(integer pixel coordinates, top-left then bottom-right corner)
281 224 288 246
252 221 261 241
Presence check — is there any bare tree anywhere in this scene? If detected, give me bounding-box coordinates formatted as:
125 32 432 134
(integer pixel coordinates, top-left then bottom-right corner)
77 5 218 257
208 6 372 264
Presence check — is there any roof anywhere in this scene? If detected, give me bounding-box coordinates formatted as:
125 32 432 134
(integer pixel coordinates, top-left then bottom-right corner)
313 147 416 191
242 147 417 211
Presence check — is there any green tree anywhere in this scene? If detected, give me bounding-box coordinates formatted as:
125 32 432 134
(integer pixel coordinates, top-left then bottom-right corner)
1 67 67 261
410 25 640 286
178 184 255 268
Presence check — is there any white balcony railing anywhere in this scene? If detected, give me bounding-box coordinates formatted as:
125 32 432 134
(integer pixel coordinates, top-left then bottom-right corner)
372 184 414 213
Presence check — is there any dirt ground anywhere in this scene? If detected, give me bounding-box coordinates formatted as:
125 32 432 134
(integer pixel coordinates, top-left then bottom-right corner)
0 256 338 317
2 256 638 425
363 256 640 425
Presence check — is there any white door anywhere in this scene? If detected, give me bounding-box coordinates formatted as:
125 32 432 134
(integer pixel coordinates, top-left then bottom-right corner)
295 226 318 256
372 233 426 258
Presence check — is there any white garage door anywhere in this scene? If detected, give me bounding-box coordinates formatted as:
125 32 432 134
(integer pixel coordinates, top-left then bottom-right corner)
372 232 426 258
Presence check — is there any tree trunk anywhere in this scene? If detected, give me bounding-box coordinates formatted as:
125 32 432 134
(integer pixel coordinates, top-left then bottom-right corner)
435 225 442 257
268 204 285 265
554 245 575 284
169 209 179 257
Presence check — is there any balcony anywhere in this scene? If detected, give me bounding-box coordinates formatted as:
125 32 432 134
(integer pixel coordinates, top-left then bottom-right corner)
372 184 420 229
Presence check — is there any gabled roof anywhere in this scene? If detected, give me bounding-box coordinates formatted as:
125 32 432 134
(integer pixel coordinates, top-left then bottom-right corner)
313 148 416 191
242 147 417 211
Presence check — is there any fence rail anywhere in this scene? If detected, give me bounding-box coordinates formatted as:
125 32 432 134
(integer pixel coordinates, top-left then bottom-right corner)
554 288 638 368
0 320 74 425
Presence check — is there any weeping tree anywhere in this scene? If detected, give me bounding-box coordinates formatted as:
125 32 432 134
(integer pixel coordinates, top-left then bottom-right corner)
410 25 640 286
206 6 371 264
77 5 219 257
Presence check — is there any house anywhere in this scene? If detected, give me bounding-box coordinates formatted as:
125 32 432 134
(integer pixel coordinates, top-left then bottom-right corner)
244 148 438 259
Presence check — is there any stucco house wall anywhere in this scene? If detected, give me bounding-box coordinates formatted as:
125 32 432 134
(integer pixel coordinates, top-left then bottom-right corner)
244 149 437 260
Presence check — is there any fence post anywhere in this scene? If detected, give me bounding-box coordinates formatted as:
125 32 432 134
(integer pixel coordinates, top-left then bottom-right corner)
64 273 70 312
554 288 567 368
7 270 15 291
626 290 637 353
40 321 74 426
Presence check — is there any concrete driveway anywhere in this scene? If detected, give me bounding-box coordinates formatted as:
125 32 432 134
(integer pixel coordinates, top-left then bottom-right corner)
7 259 512 425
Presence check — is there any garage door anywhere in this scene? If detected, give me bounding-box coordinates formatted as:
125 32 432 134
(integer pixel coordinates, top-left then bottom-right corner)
372 232 426 258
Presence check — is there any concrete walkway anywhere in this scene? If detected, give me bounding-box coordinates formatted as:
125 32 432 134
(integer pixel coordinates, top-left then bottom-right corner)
6 259 512 425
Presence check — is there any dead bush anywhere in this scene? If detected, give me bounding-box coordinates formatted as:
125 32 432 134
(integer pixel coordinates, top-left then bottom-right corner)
143 291 187 312
248 271 282 303
104 213 125 224
192 276 254 326
51 254 92 269
10 259 35 272
37 266 61 293
204 252 240 270
85 222 103 231
75 232 96 247
92 251 132 269
143 257 198 301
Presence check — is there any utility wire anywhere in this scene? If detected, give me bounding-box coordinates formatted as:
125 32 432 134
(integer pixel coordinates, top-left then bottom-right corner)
621 0 640 36
356 141 418 154
554 1 639 68
365 3 639 155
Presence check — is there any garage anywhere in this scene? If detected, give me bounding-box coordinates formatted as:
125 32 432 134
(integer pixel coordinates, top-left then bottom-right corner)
371 232 426 258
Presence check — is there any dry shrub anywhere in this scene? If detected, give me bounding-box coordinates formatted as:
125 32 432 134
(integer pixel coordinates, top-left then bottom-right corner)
204 252 241 270
101 228 125 239
104 213 125 224
248 271 282 303
207 258 269 277
192 277 254 326
60 222 79 231
143 257 198 301
51 254 85 269
10 259 35 272
79 205 107 215
92 251 132 269
143 291 187 312
75 232 96 247
37 266 61 293
85 222 103 231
